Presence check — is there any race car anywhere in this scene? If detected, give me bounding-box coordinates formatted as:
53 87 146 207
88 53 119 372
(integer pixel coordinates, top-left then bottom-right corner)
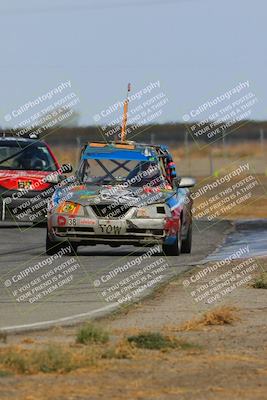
0 136 71 224
46 141 195 256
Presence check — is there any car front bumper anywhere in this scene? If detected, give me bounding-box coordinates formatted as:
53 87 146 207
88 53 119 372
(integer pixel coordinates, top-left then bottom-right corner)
48 213 167 246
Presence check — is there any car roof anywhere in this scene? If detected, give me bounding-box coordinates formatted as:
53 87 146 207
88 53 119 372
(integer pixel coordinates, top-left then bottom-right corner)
82 141 159 161
81 141 171 162
0 136 45 146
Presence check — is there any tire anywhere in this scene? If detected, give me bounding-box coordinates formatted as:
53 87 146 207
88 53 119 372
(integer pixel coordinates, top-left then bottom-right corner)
162 230 182 256
181 223 192 254
69 243 78 255
46 232 59 255
34 220 47 228
46 232 78 255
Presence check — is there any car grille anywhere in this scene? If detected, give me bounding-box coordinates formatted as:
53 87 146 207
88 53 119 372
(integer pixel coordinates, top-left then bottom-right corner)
56 227 94 236
90 204 131 218
126 228 164 236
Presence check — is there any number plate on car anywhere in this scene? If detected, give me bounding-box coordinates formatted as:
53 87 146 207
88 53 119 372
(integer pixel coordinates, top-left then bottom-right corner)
18 181 32 190
98 220 124 235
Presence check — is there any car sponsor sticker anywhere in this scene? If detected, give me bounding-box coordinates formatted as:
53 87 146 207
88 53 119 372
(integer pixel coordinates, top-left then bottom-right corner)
79 218 97 225
57 215 67 226
18 180 32 190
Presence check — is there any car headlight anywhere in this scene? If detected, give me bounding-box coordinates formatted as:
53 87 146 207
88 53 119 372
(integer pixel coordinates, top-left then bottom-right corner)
136 207 150 218
135 204 166 218
61 202 78 213
57 201 84 216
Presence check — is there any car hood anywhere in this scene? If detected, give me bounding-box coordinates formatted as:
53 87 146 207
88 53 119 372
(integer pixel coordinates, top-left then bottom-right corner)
0 170 52 191
60 184 175 206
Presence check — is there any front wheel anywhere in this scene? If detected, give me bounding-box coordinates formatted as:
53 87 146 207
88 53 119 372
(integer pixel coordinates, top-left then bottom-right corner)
162 231 182 256
46 232 78 255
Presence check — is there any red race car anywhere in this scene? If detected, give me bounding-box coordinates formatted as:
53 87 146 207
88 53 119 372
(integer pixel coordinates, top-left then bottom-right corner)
0 136 72 224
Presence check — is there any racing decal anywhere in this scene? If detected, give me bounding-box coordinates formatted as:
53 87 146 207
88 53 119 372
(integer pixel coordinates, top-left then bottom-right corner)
136 208 149 218
72 185 87 192
0 171 51 191
79 218 96 225
68 217 77 226
80 194 97 199
143 186 162 193
166 195 179 211
77 190 96 196
18 181 32 190
99 189 137 203
166 190 186 212
164 216 180 237
70 203 81 215
164 203 181 237
62 203 76 213
58 202 80 214
57 215 67 226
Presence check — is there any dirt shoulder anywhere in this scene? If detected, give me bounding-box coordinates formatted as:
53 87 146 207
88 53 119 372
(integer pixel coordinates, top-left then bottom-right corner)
1 256 267 400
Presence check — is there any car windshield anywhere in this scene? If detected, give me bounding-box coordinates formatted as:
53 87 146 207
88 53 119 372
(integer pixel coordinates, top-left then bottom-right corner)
0 144 57 171
78 158 165 187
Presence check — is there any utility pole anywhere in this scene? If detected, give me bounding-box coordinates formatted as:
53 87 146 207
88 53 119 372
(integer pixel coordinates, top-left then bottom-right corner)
76 137 81 168
260 128 264 156
222 131 227 164
184 130 190 174
209 147 214 176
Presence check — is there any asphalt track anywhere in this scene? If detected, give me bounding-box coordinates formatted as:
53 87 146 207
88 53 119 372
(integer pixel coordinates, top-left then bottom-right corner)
0 220 232 332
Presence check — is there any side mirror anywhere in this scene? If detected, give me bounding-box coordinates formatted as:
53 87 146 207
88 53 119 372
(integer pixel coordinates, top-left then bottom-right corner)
44 174 61 184
179 177 196 188
45 164 73 184
61 164 73 174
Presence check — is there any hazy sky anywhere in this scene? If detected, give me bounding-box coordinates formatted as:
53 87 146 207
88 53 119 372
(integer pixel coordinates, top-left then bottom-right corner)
0 0 266 127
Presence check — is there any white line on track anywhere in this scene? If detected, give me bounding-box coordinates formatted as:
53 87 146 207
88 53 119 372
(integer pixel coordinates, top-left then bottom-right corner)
0 303 118 333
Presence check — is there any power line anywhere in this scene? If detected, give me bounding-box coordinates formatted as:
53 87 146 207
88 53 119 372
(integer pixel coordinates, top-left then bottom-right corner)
0 0 194 16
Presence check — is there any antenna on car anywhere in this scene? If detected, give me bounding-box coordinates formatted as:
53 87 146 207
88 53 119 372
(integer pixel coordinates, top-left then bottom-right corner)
121 83 131 143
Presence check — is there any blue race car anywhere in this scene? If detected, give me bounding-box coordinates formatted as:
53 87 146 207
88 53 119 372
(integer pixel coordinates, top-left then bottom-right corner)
46 141 195 256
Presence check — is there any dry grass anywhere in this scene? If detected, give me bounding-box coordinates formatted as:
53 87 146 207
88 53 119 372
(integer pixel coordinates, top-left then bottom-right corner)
20 338 36 345
127 332 178 350
52 146 78 168
171 140 267 160
0 332 7 344
252 274 267 289
176 306 240 332
192 174 267 219
76 323 109 345
0 329 199 375
101 340 136 360
0 344 79 374
0 342 111 375
0 336 193 375
52 140 267 174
